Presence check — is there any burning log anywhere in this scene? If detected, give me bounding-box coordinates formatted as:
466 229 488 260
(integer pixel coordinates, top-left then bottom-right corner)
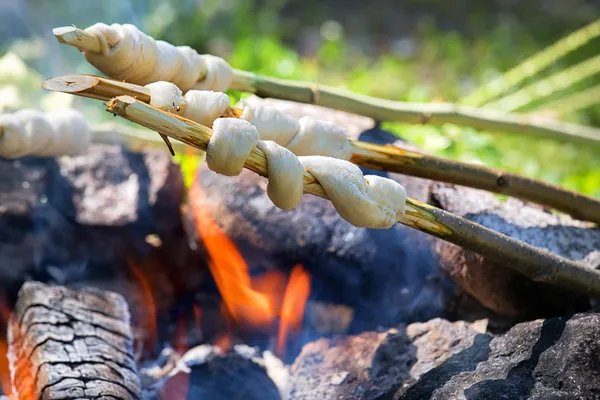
99 95 600 301
43 74 600 225
52 25 600 146
7 281 141 399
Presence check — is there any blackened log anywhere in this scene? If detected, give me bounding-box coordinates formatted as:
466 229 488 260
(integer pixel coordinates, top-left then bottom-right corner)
8 281 141 400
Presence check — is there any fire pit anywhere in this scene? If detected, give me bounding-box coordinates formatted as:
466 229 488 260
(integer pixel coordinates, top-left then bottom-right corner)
1 97 599 400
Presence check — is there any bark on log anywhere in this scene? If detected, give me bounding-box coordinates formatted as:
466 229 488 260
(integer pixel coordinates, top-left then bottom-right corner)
7 281 141 400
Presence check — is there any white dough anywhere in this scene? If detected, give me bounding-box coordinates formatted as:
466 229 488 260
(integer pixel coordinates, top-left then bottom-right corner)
200 117 407 229
364 175 407 218
239 99 299 146
45 109 91 155
257 140 304 210
0 114 29 158
183 90 230 127
0 109 91 159
192 55 234 93
84 23 233 92
299 156 399 229
207 118 259 176
287 117 352 160
14 109 55 155
146 81 186 114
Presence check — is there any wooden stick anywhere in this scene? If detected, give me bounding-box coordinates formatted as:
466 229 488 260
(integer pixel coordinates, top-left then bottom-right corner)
52 26 600 147
43 74 600 225
231 70 600 146
44 73 152 102
107 95 600 298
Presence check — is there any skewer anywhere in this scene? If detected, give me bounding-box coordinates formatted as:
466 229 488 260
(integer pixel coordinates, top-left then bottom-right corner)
53 25 600 146
43 74 600 225
106 95 600 298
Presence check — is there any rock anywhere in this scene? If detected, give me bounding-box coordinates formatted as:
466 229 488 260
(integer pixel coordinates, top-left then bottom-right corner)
288 318 488 399
431 183 600 317
190 97 599 323
392 312 600 400
0 144 184 298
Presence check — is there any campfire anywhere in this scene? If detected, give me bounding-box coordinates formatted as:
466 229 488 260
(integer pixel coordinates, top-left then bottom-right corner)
0 20 599 400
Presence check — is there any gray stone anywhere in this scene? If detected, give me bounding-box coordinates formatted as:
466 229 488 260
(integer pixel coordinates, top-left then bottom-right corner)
395 313 600 400
0 144 184 296
288 318 487 399
431 183 600 317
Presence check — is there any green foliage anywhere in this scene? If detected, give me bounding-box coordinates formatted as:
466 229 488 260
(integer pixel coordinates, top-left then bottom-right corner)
208 17 600 197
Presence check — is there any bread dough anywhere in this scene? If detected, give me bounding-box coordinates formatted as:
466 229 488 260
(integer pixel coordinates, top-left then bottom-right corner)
287 117 352 160
300 156 402 229
183 90 231 127
257 140 304 210
0 109 91 158
206 118 259 176
84 23 233 92
239 98 299 146
146 81 186 114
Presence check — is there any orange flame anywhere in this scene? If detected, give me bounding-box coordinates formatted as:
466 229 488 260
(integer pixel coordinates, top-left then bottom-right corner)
0 296 12 398
189 184 274 328
127 258 158 352
277 264 311 355
189 183 311 354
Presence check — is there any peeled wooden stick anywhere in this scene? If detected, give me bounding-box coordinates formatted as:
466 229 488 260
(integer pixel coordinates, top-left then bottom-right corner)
106 95 600 298
53 25 600 146
43 74 600 225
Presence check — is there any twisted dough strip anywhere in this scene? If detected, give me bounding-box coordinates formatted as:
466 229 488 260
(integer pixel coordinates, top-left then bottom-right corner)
0 109 91 159
145 82 352 160
207 118 406 229
83 23 233 92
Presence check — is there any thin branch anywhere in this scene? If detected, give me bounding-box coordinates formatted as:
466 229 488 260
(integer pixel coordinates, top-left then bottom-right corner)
106 95 600 298
461 18 600 107
231 70 600 146
350 142 600 224
52 26 600 147
44 74 600 224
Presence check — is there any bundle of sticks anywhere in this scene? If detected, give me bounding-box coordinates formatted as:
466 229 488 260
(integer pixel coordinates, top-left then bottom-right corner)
7 22 600 299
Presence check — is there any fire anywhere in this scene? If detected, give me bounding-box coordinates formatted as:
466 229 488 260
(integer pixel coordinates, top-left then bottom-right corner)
0 297 12 398
189 183 311 355
127 258 158 353
277 264 311 355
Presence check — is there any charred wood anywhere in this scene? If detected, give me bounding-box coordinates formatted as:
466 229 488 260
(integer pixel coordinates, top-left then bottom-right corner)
7 281 141 400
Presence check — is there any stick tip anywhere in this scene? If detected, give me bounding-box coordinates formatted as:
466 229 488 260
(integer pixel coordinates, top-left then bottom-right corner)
107 95 138 115
42 75 99 94
52 26 79 43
